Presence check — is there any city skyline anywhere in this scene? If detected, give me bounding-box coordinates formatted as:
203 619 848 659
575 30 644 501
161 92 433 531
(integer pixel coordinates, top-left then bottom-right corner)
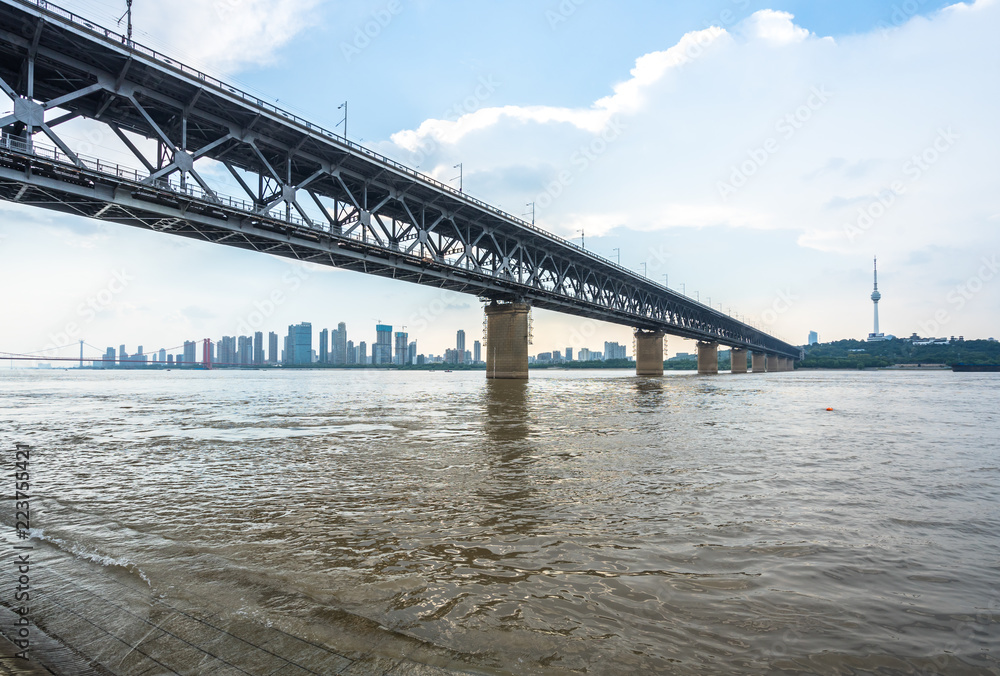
1 0 997 362
65 319 633 368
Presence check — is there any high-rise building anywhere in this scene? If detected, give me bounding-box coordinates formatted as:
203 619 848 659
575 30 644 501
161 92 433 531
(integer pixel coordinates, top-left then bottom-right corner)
359 341 368 365
473 340 481 364
319 328 329 363
346 340 356 365
408 341 417 365
102 347 115 368
374 325 392 365
217 336 236 365
565 347 573 361
394 331 409 365
183 340 197 365
167 354 174 365
604 341 627 361
579 348 591 361
158 347 166 363
287 323 312 365
329 328 340 364
119 344 127 364
335 322 348 365
808 331 818 345
268 332 278 364
456 330 466 364
254 332 264 365
552 349 562 361
238 335 253 365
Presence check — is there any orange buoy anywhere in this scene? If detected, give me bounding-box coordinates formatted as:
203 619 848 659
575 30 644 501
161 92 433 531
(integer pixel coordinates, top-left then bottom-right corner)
826 407 833 411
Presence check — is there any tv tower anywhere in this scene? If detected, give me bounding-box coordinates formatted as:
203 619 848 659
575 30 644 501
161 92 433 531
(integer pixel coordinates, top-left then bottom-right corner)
868 256 884 341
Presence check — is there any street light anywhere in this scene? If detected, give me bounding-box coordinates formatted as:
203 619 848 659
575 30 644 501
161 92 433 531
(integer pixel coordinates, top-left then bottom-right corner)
453 163 463 192
640 262 647 277
337 101 348 139
612 247 620 264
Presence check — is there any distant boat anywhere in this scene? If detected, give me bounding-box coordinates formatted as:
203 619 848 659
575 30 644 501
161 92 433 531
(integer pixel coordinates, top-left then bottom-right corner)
952 364 1000 372
444 369 452 372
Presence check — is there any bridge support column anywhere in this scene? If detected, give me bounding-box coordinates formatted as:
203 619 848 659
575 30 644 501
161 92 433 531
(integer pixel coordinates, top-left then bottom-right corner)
485 302 530 380
634 330 665 376
751 352 767 373
730 348 748 374
783 357 795 371
697 342 719 375
766 354 780 372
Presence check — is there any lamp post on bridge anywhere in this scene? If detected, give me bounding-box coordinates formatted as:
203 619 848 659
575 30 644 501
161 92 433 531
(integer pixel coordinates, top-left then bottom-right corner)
612 248 620 265
453 163 463 192
337 101 348 139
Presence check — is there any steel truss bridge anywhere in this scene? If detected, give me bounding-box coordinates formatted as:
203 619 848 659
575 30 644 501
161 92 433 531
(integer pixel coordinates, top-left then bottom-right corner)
0 0 799 360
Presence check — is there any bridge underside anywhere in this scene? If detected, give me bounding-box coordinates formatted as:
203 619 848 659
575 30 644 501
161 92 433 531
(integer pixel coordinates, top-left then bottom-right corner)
0 0 801 366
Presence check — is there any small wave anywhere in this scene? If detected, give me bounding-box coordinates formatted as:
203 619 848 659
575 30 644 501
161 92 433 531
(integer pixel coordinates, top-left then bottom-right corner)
27 528 151 586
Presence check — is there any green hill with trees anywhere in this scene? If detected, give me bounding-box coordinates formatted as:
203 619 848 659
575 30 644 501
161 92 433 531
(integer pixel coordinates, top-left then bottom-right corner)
799 338 1000 369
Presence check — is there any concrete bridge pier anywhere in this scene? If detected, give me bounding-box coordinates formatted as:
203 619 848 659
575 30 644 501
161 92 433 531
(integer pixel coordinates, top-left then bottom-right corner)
751 352 767 373
485 302 530 379
766 354 781 372
782 357 795 371
635 330 665 376
730 348 748 374
697 342 719 375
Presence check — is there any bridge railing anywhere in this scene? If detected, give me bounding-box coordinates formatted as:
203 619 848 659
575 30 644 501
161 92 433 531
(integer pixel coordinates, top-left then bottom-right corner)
0 134 507 270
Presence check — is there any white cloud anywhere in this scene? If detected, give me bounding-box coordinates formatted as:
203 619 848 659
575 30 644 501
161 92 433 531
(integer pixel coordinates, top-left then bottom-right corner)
390 26 729 151
55 0 322 75
738 9 812 45
386 2 999 260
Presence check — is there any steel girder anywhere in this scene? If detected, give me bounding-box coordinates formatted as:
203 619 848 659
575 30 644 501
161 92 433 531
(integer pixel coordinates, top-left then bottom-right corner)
0 0 800 359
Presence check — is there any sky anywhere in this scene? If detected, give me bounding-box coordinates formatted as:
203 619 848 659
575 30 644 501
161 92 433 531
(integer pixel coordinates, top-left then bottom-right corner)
1 0 998 364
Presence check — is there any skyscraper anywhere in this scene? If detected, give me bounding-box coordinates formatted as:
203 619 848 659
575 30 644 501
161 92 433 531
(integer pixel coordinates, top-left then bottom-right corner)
408 341 417 365
394 331 408 365
473 340 481 364
254 332 264 365
346 340 355 365
319 328 329 363
268 331 278 364
335 322 348 365
565 347 573 361
359 341 368 365
183 340 197 365
456 330 466 364
808 331 818 345
287 323 312 364
604 341 627 360
374 325 392 365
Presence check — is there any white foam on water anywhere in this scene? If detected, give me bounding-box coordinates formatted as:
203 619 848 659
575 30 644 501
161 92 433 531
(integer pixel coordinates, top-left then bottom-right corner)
28 528 152 586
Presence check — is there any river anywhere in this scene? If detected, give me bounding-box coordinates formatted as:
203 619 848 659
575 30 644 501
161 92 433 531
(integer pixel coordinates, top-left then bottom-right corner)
1 368 997 674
